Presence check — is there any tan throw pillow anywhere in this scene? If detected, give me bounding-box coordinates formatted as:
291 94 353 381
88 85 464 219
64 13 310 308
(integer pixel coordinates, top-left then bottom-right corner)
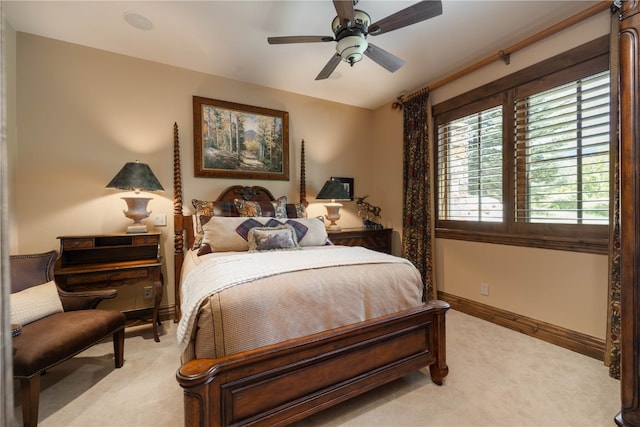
10 280 64 326
202 216 282 252
191 199 239 249
275 217 328 246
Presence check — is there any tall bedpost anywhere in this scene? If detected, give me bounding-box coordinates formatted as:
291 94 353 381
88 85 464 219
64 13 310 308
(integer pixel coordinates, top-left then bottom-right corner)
173 122 184 321
616 2 640 425
300 139 308 207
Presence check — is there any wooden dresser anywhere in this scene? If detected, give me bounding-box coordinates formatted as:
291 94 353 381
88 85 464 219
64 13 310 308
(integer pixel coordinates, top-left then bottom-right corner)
54 233 163 342
327 227 392 254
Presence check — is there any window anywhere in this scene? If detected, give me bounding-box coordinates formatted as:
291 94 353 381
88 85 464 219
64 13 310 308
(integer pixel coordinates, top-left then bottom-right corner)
514 71 610 225
434 37 611 253
438 105 503 222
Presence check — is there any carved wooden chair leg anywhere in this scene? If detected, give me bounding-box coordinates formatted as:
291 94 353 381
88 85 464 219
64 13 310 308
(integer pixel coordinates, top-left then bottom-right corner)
20 375 40 427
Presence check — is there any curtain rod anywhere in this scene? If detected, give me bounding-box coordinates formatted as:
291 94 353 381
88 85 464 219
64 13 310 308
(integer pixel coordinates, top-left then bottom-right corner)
393 1 612 109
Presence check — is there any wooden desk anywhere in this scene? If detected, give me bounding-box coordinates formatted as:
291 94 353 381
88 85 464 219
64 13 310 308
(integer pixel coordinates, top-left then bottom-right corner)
327 227 392 254
54 233 163 342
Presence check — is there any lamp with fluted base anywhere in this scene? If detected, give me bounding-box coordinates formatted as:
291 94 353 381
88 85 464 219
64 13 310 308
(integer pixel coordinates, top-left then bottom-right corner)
106 161 164 233
316 179 350 231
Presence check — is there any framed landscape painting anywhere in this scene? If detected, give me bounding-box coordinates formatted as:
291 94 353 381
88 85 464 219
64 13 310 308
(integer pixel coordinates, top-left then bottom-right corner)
193 96 289 180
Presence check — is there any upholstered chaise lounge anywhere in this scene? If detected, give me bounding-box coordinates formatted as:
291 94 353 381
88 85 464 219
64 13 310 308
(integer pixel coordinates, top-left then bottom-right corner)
10 250 126 427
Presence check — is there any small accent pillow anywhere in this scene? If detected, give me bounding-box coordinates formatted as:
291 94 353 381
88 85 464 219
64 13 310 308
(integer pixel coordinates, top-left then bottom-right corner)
10 280 64 326
235 199 263 217
192 199 238 217
272 196 288 219
285 203 307 218
192 215 212 250
276 216 328 246
248 225 300 251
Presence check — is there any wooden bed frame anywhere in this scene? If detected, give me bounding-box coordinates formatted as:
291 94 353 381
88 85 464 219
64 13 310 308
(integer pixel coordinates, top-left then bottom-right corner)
171 123 449 426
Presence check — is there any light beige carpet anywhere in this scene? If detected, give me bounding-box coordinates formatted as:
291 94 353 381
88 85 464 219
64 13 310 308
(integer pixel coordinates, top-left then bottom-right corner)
12 310 620 427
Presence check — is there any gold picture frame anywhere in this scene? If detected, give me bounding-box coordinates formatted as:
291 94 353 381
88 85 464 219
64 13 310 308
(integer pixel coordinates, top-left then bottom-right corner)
193 96 289 180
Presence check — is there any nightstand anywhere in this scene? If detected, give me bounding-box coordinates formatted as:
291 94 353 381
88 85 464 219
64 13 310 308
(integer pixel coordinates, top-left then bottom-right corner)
327 227 392 254
54 233 163 342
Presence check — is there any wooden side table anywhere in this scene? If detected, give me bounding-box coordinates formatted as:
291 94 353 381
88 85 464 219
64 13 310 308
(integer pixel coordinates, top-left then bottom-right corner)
327 227 392 254
54 233 164 342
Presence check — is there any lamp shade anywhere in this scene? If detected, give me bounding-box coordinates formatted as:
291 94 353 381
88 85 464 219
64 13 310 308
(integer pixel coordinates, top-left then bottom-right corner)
316 179 349 201
106 161 164 192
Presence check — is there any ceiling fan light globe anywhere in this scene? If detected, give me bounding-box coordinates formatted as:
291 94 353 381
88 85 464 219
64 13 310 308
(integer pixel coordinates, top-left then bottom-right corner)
336 35 368 65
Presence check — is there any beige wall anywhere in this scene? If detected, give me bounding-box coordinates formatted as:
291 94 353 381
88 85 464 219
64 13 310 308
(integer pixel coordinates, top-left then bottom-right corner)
5 19 17 253
9 8 611 339
12 33 373 310
370 12 611 339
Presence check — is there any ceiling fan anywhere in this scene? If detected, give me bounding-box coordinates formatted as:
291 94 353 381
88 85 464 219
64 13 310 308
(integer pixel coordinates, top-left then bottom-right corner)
267 0 443 80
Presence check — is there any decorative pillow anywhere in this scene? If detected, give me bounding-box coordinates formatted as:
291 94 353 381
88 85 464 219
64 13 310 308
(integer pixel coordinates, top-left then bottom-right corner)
191 199 239 249
234 199 283 217
248 225 300 251
201 216 281 252
272 196 288 219
197 243 212 256
10 280 64 326
256 201 276 217
192 199 238 217
285 203 307 218
276 216 328 246
191 215 211 250
235 199 263 217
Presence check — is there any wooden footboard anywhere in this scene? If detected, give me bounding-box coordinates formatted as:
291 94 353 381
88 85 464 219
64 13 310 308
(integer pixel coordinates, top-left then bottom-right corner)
176 301 449 427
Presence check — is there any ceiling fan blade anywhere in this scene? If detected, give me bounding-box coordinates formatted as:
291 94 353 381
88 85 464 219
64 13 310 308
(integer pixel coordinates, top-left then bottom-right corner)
364 43 405 73
268 36 334 44
333 0 355 27
369 0 443 35
315 54 342 80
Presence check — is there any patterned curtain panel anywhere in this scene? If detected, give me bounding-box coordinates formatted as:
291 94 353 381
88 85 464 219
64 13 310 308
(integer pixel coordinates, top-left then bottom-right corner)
607 164 620 379
606 9 620 379
402 90 435 301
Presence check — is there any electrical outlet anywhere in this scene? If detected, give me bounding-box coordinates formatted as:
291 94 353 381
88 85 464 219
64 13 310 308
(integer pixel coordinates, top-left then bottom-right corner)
143 286 154 299
480 282 490 296
152 213 166 226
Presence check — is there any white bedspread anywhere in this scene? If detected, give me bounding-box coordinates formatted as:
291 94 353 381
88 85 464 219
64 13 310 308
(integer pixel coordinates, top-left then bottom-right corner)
177 246 413 353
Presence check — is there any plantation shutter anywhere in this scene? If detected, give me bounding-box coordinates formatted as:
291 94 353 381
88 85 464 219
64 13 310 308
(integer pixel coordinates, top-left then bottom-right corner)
437 105 503 221
514 70 610 225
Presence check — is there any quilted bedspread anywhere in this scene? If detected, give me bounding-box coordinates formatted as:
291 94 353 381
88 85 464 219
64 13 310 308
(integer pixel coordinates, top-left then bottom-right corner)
178 245 424 362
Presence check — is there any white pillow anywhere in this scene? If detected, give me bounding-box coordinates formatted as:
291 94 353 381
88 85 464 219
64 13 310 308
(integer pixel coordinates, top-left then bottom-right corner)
275 217 328 247
10 280 64 326
202 216 282 252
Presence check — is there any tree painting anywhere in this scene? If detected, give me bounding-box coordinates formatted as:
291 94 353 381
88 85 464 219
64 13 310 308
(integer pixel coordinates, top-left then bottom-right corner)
194 97 289 180
201 105 283 173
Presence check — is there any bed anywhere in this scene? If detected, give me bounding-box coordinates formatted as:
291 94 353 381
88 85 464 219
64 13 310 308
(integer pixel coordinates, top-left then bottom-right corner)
172 123 449 426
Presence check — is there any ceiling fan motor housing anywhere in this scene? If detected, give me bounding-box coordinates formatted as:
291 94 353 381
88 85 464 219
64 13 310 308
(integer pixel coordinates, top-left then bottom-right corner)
332 9 371 66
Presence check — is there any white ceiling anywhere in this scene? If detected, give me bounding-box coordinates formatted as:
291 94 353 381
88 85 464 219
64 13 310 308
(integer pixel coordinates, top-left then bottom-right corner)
5 0 602 110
